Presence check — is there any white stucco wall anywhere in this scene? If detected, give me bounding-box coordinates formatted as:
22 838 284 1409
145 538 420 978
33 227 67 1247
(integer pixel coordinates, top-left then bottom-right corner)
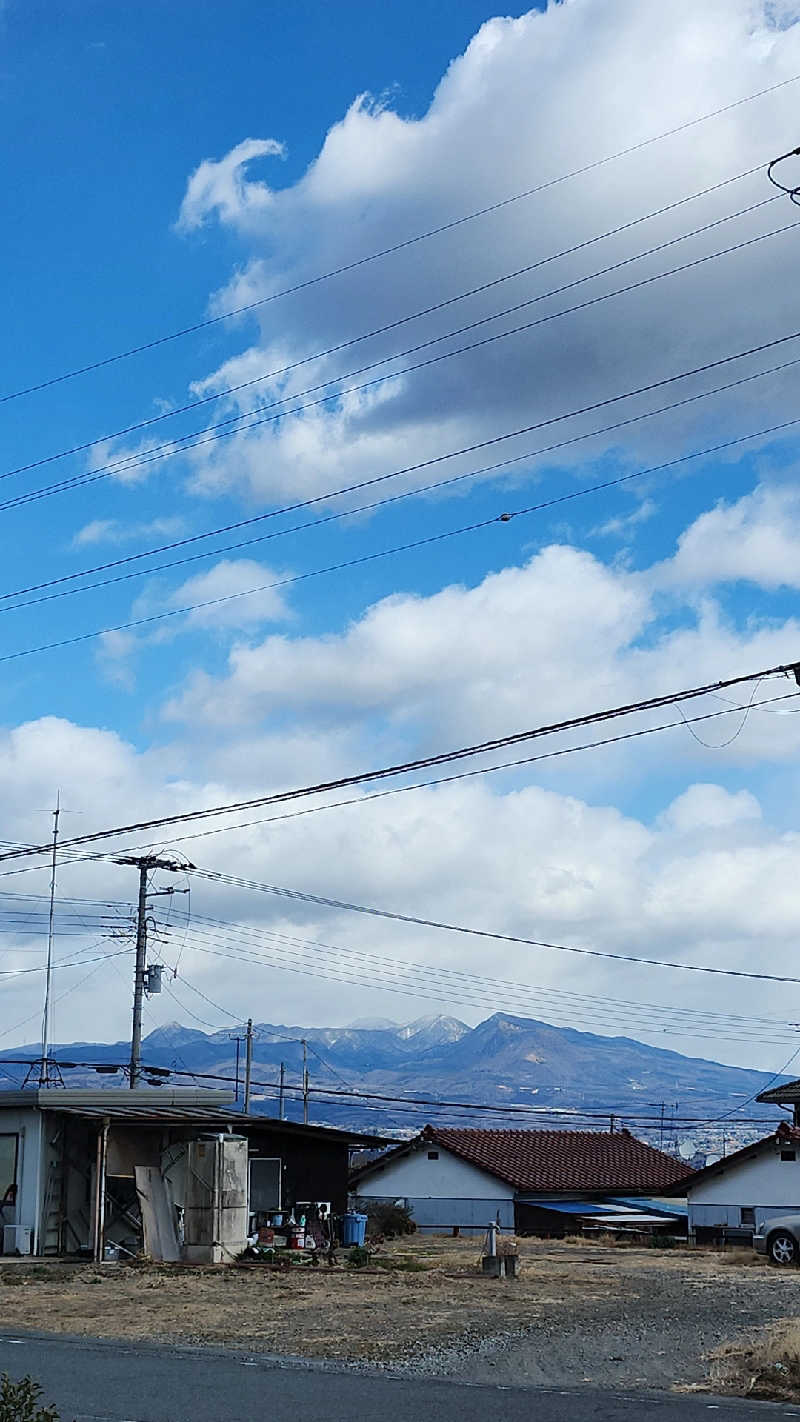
358 1144 510 1201
356 1142 514 1232
688 1142 800 1233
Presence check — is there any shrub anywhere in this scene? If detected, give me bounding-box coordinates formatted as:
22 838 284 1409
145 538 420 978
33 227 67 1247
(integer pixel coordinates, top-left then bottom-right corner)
0 1374 60 1422
346 1245 371 1268
353 1199 416 1240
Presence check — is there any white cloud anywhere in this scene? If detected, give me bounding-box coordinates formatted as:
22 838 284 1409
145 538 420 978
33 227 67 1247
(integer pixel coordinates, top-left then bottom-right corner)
166 558 293 630
145 0 800 513
176 137 286 233
660 783 762 834
164 541 800 769
0 711 798 1068
72 516 186 549
665 482 800 589
591 498 658 539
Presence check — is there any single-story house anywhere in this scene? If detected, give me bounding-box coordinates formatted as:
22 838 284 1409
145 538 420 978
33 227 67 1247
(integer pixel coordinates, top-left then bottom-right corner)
0 1086 386 1258
675 1123 800 1242
351 1124 691 1235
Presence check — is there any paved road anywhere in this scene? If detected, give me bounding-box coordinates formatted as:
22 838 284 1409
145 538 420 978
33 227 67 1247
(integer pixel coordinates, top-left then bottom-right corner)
1 1333 799 1422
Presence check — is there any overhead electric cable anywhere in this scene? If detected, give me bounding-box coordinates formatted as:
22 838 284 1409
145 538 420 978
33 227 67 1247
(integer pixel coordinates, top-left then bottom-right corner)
767 144 800 205
189 854 800 988
6 300 800 531
0 692 794 888
5 368 800 615
0 659 795 863
179 912 800 1045
122 690 799 855
6 64 799 405
0 948 129 977
2 204 789 497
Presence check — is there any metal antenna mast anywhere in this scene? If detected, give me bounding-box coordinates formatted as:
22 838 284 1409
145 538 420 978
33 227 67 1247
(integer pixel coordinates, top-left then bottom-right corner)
39 794 60 1086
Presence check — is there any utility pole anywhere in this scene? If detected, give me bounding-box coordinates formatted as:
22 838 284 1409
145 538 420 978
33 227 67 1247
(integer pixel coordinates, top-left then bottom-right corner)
39 796 60 1086
116 854 187 1089
302 1038 309 1125
279 1062 285 1120
244 1018 253 1114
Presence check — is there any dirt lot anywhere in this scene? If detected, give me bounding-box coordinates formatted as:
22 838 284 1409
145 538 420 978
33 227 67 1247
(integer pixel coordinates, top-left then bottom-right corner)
0 1237 797 1391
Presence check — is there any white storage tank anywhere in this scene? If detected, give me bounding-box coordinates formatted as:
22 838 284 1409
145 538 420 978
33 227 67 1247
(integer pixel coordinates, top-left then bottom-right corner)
183 1134 248 1264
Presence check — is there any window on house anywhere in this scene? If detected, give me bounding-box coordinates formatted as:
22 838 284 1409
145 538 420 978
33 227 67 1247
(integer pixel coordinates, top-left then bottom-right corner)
427 1150 439 1160
741 1207 755 1227
781 1149 797 1162
0 1134 18 1204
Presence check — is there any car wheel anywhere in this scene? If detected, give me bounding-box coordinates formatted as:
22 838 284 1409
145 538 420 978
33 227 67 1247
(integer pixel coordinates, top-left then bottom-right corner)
769 1231 798 1266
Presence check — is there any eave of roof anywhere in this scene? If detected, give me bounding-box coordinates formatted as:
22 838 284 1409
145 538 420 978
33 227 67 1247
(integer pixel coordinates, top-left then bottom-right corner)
49 1103 392 1146
757 1078 800 1104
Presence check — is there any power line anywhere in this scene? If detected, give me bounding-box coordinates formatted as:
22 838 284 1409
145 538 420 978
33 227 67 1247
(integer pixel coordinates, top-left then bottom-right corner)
0 692 795 886
5 358 800 619
0 385 795 671
0 659 795 862
177 913 800 1045
3 204 789 499
767 144 800 206
189 853 800 989
6 64 798 406
6 279 800 537
0 948 129 978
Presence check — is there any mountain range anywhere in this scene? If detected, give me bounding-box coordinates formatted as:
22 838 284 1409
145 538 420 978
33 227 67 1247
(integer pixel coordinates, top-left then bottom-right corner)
0 1011 785 1141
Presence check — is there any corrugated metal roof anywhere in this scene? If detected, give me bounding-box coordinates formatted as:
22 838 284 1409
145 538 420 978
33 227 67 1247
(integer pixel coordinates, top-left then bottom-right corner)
757 1078 800 1104
50 1103 388 1145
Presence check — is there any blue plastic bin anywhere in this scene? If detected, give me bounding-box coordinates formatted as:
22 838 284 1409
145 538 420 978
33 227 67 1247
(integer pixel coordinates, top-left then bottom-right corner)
341 1211 368 1246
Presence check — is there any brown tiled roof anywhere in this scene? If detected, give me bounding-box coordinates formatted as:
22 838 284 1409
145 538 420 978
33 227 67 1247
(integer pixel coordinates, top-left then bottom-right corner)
419 1125 692 1193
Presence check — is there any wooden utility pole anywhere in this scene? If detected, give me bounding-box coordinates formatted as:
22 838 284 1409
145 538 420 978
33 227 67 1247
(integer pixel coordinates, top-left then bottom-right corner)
302 1038 309 1125
244 1018 253 1113
116 854 186 1088
279 1062 285 1120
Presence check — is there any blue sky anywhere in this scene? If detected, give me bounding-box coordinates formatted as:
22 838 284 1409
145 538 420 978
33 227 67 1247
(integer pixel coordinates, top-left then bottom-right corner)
0 0 541 738
2 0 800 1070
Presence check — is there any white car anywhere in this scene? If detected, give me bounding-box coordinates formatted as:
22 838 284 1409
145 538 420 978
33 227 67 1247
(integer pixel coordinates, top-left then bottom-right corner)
753 1215 800 1265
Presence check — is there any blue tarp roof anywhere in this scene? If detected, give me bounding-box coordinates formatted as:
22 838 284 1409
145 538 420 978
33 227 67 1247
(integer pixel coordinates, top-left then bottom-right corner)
516 1196 688 1218
515 1198 611 1214
607 1196 688 1218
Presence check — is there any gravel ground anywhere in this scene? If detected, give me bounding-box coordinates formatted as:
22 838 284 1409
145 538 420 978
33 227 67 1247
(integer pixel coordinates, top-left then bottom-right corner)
0 1238 796 1392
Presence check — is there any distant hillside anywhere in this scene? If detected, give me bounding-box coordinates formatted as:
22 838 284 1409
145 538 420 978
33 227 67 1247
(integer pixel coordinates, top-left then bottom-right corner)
0 1012 784 1140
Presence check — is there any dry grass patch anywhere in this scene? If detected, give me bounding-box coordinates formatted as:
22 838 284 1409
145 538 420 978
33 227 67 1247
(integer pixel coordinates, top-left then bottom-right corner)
710 1319 800 1400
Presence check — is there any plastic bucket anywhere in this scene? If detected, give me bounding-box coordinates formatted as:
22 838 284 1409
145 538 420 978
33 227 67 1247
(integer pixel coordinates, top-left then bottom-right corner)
341 1212 367 1247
